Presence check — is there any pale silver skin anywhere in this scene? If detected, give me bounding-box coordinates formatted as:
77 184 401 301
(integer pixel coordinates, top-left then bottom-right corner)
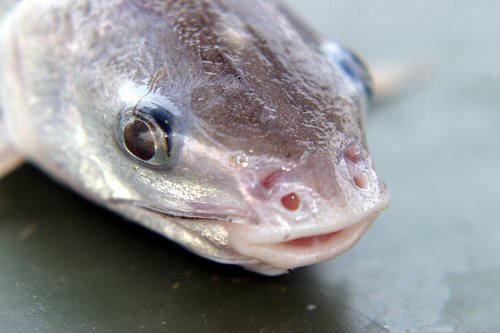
0 0 389 275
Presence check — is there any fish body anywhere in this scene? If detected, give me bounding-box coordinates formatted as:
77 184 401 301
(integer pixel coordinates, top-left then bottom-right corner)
0 0 389 275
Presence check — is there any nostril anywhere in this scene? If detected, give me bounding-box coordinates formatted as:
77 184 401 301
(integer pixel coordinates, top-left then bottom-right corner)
344 142 366 163
261 171 284 190
281 192 301 211
354 171 369 189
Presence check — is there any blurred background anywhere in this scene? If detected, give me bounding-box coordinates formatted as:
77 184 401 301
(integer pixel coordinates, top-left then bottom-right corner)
1 1 499 332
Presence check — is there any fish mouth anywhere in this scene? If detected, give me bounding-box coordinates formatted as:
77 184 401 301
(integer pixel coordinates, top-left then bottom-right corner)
229 212 379 275
110 197 387 275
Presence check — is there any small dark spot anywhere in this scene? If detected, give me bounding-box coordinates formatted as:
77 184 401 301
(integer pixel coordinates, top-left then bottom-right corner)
285 152 292 158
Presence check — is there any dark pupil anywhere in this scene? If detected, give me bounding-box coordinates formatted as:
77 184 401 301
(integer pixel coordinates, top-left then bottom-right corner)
124 120 155 161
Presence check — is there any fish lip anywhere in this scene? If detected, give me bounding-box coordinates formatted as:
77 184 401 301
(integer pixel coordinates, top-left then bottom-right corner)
225 199 389 271
227 214 377 271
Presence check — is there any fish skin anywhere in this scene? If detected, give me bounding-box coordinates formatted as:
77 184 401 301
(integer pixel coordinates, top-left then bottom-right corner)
0 0 389 275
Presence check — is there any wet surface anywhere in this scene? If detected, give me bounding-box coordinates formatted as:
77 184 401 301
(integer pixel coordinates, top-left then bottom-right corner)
1 1 499 332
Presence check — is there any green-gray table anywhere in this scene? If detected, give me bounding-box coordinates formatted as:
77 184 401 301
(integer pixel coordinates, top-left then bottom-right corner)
1 1 499 332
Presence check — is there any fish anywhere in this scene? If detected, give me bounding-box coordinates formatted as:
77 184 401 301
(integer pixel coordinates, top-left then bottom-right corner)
0 0 389 275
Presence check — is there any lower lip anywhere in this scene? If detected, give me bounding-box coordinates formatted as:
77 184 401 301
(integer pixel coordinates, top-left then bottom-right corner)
283 231 342 247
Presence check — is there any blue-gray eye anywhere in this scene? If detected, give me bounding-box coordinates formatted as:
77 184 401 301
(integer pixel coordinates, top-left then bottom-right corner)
323 42 373 101
116 103 174 166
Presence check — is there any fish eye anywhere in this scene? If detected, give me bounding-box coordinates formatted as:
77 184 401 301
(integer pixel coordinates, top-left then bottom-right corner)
123 120 156 161
116 103 174 166
340 51 373 99
324 42 373 101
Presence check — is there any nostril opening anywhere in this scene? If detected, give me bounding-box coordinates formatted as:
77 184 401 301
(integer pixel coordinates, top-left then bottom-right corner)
344 142 366 163
261 171 283 190
354 171 369 189
281 192 301 211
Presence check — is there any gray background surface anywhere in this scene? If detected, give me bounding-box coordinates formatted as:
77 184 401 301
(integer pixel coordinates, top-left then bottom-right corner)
1 1 499 332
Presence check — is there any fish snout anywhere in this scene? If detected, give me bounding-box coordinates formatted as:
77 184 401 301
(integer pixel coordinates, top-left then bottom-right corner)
234 142 388 226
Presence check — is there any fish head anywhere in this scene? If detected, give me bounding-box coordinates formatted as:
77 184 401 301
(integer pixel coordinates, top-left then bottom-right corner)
105 1 389 275
4 0 389 275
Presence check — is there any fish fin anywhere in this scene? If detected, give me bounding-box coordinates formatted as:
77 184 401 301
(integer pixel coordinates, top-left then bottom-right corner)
371 58 435 105
0 124 24 178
